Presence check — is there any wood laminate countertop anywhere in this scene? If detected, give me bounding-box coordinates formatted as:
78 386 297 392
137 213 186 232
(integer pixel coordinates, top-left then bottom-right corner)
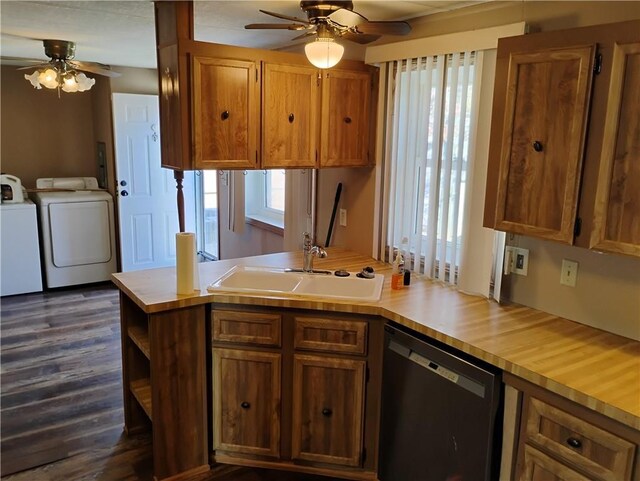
112 248 640 430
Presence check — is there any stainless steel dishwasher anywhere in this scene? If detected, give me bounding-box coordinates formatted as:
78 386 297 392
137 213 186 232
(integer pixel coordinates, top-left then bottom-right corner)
379 324 503 481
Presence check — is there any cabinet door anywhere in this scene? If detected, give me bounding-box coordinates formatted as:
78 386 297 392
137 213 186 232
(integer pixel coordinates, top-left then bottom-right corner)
291 354 365 467
493 45 595 244
320 70 371 167
212 348 281 458
192 57 260 169
520 445 592 481
263 63 319 169
589 41 640 256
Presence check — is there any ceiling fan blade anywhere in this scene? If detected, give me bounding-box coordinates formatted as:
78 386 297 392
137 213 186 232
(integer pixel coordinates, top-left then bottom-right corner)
355 21 411 36
15 63 51 70
341 31 381 45
245 23 308 31
259 9 310 24
67 61 121 77
292 31 317 41
329 8 367 27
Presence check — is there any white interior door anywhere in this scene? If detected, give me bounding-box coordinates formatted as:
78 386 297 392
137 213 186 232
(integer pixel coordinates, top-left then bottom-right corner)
113 93 195 272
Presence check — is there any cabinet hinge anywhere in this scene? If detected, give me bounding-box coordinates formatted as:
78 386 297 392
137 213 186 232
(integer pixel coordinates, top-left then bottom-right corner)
574 217 582 237
594 52 602 75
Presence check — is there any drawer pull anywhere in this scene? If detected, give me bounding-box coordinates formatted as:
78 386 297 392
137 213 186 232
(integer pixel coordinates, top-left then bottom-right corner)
566 437 582 449
240 401 250 409
221 110 230 120
532 140 543 152
321 407 332 417
289 113 295 123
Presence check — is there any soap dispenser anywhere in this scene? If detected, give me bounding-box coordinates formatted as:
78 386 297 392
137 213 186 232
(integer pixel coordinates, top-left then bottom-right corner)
391 251 404 290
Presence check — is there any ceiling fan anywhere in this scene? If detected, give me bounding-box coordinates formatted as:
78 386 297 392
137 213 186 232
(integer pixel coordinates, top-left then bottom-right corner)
14 39 120 95
245 1 411 68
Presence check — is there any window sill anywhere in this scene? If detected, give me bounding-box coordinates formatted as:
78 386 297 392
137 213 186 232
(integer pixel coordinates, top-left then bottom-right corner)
245 216 284 236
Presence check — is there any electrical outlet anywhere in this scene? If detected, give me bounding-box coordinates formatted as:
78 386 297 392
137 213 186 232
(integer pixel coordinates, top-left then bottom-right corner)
513 248 529 276
339 208 347 226
560 259 578 287
504 246 529 276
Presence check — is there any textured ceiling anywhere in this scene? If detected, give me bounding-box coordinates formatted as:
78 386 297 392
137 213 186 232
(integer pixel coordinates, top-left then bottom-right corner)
0 1 483 69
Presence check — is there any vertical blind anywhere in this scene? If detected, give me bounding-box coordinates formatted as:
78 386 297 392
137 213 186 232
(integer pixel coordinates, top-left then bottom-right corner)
384 51 480 285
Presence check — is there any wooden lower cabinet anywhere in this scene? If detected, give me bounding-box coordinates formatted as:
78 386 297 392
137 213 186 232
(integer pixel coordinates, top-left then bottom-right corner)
211 305 382 480
212 348 281 458
292 354 365 467
506 374 640 481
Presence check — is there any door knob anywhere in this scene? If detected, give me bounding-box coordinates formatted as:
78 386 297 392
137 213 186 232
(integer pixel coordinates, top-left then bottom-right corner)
120 180 127 187
120 190 129 197
221 110 230 120
532 141 543 152
321 408 332 417
240 401 250 409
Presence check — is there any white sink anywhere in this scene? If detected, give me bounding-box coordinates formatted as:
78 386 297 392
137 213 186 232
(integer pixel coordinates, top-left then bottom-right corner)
208 266 384 302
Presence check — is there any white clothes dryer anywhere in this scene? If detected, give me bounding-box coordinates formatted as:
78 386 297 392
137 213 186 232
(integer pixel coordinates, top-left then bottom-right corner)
31 177 117 288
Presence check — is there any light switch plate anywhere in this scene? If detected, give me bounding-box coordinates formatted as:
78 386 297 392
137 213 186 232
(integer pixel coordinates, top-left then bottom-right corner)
560 259 578 287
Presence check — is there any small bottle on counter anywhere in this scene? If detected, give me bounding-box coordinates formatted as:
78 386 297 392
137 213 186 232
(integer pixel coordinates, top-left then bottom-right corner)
391 252 404 290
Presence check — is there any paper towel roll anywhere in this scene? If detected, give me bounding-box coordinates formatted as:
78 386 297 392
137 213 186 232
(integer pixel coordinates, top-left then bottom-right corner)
176 232 197 295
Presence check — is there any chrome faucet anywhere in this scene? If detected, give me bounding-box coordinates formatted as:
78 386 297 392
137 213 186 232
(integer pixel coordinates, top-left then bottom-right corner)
302 232 327 273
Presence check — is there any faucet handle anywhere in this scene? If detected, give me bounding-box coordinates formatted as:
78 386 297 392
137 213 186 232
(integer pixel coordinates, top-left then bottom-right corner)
303 232 312 247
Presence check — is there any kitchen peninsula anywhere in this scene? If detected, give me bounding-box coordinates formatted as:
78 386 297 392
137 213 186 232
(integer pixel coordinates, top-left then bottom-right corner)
112 248 640 481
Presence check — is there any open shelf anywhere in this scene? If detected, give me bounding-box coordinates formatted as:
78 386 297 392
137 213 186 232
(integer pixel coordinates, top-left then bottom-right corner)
130 378 152 421
128 324 150 360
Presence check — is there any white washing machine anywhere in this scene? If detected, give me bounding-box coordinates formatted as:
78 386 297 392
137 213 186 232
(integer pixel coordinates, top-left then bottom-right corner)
0 199 43 296
30 177 117 288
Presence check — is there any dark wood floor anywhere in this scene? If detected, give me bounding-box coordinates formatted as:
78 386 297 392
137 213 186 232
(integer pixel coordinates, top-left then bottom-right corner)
0 284 338 481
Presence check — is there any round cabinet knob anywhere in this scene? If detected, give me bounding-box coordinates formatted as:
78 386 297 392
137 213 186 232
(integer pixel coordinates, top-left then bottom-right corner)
321 408 332 417
566 437 582 449
289 113 295 123
221 110 230 121
240 401 250 409
120 190 129 197
344 117 352 124
120 180 127 187
532 140 543 152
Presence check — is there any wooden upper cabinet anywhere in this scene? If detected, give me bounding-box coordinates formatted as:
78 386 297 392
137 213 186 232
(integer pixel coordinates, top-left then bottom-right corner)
320 70 372 168
291 354 365 467
587 41 640 256
192 57 260 170
493 44 595 244
263 63 319 169
212 348 281 458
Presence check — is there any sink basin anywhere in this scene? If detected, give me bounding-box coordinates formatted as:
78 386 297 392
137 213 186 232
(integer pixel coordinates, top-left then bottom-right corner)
208 266 384 302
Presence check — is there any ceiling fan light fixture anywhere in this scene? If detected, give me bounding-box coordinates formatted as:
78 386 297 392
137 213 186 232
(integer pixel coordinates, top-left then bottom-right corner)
25 66 95 93
305 37 344 69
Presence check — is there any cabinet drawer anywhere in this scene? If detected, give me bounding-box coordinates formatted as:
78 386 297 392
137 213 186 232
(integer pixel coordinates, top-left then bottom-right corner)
294 317 367 355
520 444 592 481
213 310 281 347
524 397 635 481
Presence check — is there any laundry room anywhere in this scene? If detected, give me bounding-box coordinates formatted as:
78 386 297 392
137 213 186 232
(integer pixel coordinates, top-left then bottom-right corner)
0 64 158 294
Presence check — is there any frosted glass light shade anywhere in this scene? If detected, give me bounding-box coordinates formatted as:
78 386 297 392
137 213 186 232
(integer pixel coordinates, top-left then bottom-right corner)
305 38 344 69
38 68 59 89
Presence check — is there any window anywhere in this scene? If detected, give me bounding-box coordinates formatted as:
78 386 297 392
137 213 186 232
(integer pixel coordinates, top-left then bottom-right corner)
385 52 478 284
197 170 219 260
245 169 285 230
